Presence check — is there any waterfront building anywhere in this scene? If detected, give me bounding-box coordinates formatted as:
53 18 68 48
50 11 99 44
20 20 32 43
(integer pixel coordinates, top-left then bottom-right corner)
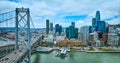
89 32 98 46
107 33 119 46
117 28 120 46
96 40 101 47
46 19 49 34
102 33 108 46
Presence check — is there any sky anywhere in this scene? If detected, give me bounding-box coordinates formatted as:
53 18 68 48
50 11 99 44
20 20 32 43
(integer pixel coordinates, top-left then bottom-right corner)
0 0 120 28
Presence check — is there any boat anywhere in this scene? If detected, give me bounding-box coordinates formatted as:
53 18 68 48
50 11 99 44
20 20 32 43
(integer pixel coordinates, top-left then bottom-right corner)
55 49 68 57
60 49 68 57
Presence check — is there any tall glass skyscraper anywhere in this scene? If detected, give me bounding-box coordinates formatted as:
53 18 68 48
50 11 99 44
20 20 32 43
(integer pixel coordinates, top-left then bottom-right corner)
80 26 90 41
65 22 78 39
46 19 49 34
71 22 75 28
96 11 101 21
55 24 62 35
66 27 69 39
92 18 97 32
92 11 106 33
50 23 53 31
97 21 106 33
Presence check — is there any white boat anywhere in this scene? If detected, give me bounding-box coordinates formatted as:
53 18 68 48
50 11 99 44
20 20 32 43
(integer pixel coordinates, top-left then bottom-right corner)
56 49 68 57
60 49 67 56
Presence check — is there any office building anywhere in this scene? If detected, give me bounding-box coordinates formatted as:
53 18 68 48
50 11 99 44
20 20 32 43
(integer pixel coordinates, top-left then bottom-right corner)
69 25 74 39
55 24 62 36
50 22 53 31
92 18 97 32
107 33 119 46
92 11 107 35
80 26 90 41
65 27 69 39
65 22 78 39
46 19 49 34
97 21 106 33
96 11 101 21
71 22 75 28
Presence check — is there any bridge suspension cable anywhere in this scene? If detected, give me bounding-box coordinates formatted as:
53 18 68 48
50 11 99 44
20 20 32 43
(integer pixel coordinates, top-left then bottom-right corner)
30 15 35 28
0 10 15 15
0 10 15 23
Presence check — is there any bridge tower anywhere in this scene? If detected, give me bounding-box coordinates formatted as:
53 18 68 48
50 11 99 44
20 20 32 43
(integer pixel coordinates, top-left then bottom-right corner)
15 7 31 63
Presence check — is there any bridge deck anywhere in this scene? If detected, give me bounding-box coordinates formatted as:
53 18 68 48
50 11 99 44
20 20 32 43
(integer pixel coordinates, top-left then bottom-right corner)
0 36 41 63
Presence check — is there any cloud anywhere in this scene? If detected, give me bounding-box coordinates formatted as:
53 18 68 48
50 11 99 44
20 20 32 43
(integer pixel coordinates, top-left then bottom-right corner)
106 17 120 25
64 15 88 21
103 15 120 21
0 0 120 28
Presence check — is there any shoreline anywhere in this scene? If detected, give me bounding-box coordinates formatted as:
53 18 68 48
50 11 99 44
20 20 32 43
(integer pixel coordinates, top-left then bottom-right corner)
86 51 120 53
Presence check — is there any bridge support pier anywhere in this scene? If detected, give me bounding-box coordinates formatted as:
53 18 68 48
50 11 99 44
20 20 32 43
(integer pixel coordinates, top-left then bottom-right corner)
15 7 31 63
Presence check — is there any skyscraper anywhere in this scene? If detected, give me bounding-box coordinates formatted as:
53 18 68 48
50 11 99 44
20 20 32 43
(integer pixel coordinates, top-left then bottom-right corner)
66 27 69 39
92 18 97 32
69 25 74 39
96 11 101 21
74 28 78 39
59 25 62 35
55 24 59 34
80 26 90 41
92 11 106 34
46 19 49 34
50 22 53 31
71 22 75 28
55 24 62 36
65 22 78 39
97 21 106 33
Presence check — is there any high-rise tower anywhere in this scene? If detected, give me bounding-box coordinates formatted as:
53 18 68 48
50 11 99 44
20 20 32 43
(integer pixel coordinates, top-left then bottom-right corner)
92 18 97 32
71 22 75 28
46 19 49 34
96 11 101 21
50 22 53 31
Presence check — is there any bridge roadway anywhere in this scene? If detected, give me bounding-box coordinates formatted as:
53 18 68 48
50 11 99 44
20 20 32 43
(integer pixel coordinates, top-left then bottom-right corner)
0 36 41 63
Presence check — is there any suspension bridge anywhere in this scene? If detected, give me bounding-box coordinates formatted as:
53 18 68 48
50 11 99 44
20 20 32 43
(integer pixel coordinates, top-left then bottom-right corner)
0 7 42 63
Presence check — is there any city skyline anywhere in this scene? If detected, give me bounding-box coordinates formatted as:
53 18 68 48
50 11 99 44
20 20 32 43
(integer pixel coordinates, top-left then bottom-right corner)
0 2 120 63
0 0 120 28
